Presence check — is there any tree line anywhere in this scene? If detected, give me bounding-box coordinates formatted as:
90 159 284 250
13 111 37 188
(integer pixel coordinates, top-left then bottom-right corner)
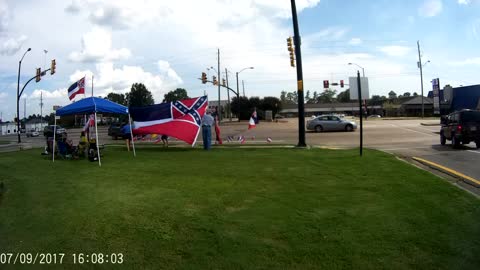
280 89 421 106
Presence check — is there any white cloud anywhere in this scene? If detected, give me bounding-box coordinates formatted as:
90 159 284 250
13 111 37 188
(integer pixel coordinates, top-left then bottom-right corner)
69 61 183 102
378 45 412 57
418 0 443 17
458 0 471 4
65 0 322 30
0 0 9 32
29 89 67 99
157 60 183 85
0 35 27 56
65 0 82 13
450 57 480 66
68 27 131 63
349 38 362 45
304 27 349 44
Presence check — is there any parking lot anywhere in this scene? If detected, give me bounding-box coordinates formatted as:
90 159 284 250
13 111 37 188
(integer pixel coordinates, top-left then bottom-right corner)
2 118 478 187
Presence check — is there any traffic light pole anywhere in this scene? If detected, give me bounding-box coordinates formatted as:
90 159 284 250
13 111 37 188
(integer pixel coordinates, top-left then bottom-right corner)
16 68 51 143
225 68 232 122
290 0 306 147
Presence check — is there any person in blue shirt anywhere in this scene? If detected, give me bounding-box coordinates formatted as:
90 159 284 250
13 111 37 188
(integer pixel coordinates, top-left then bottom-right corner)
201 111 214 150
121 124 133 151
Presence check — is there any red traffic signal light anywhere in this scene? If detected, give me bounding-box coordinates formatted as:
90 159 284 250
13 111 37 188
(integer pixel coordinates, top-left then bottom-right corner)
323 80 329 89
340 80 344 88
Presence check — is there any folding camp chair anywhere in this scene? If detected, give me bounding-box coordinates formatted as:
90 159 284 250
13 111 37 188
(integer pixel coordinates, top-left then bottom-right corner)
56 140 72 160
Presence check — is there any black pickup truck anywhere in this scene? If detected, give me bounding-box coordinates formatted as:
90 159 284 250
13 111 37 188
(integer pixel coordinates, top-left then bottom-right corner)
440 109 480 148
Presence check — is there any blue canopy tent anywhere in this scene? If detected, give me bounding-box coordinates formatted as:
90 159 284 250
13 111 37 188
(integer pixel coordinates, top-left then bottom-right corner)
54 97 136 166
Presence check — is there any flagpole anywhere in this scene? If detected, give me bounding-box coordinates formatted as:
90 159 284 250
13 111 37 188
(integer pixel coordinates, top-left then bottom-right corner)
52 116 56 162
91 75 94 97
94 112 101 167
128 113 136 157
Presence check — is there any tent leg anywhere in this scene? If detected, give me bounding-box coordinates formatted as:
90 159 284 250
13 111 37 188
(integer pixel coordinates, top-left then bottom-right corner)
128 114 136 157
53 116 56 162
94 112 101 167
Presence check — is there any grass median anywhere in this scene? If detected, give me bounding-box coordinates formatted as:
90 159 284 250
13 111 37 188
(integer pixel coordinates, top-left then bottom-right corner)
1 147 479 269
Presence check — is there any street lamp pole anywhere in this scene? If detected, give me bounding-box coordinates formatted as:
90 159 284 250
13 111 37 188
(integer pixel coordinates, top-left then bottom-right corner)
348 62 365 77
237 67 254 99
16 48 32 143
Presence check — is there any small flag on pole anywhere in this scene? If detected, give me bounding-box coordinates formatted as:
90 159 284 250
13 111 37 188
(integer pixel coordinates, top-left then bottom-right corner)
248 110 257 129
67 77 86 100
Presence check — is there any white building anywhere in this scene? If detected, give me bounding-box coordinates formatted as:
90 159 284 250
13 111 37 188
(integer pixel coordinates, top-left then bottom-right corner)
0 123 19 135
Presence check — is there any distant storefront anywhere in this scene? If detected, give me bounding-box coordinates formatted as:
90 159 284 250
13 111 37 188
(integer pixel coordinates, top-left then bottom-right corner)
280 103 383 117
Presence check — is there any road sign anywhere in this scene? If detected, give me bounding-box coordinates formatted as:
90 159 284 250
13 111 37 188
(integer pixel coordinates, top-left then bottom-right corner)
432 78 440 115
349 77 370 100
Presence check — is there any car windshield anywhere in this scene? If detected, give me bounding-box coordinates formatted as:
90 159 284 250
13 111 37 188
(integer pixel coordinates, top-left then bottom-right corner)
462 111 480 122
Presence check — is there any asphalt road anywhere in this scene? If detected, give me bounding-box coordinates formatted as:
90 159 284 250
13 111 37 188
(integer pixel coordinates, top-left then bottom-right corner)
1 118 478 184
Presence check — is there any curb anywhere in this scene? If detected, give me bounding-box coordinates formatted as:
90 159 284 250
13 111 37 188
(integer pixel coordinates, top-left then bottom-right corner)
420 123 440 126
412 157 480 187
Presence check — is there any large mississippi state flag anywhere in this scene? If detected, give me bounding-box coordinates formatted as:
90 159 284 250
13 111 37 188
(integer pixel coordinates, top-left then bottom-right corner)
68 77 85 100
130 96 208 146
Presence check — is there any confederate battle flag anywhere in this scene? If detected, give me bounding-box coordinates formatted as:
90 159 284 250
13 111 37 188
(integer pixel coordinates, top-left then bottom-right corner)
130 96 208 146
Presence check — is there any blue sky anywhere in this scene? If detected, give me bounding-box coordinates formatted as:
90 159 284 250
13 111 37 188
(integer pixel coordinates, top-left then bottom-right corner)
1 0 479 120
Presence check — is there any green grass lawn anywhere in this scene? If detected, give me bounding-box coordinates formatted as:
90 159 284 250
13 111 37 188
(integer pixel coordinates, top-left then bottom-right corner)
1 147 479 269
0 140 9 145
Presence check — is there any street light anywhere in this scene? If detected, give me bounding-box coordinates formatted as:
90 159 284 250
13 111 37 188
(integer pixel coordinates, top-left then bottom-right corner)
348 62 365 77
236 67 254 97
16 48 32 143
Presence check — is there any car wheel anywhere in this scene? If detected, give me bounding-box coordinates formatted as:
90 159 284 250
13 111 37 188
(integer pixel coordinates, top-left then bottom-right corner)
452 134 460 149
440 132 446 145
345 124 353 132
315 125 323 133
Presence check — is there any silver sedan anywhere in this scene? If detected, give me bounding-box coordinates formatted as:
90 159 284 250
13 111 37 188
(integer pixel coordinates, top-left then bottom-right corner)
307 115 357 132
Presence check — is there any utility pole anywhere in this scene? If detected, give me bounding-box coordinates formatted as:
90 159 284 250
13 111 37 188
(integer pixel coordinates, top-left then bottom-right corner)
417 40 425 119
217 49 221 122
242 80 245 97
24 98 26 120
40 91 43 124
290 0 306 147
225 68 232 122
357 71 363 156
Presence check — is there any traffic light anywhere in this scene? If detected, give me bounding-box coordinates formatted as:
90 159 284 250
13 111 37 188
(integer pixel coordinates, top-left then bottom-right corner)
287 37 295 67
50 59 56 75
201 72 207 84
340 80 344 88
212 76 217 85
222 79 226 87
323 80 329 89
35 68 41 82
287 37 293 50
